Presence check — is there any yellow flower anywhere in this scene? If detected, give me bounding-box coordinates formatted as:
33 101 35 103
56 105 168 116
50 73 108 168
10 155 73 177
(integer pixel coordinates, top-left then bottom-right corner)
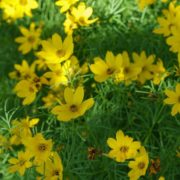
128 146 149 180
107 130 141 162
63 12 78 35
10 117 39 145
9 60 36 80
166 26 180 53
36 152 63 180
164 83 180 116
153 3 180 37
90 51 122 82
37 33 74 64
70 2 98 26
56 0 78 13
15 22 42 54
133 51 155 84
115 51 141 85
52 86 94 121
159 176 165 180
151 59 168 85
22 133 53 164
8 151 32 176
44 64 68 88
137 0 156 10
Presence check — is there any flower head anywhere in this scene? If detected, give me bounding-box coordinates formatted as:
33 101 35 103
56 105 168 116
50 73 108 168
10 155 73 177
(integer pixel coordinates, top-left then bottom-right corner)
56 0 78 13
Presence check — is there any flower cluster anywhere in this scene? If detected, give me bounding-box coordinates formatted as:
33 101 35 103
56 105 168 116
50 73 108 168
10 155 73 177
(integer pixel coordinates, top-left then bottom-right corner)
107 130 149 180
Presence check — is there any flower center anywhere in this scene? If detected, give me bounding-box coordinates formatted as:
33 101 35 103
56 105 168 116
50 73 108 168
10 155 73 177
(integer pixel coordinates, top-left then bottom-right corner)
120 146 129 153
19 160 26 166
28 35 35 43
20 0 28 5
79 17 86 25
52 170 60 176
124 67 130 74
56 50 65 58
70 104 78 112
142 66 147 72
38 143 47 152
106 68 114 75
138 162 145 169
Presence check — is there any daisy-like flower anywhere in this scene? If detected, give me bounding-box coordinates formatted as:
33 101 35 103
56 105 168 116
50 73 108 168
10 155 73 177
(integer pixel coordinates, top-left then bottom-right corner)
166 26 180 53
107 130 141 162
37 33 74 64
52 86 94 121
56 0 78 13
128 146 149 180
164 83 180 116
22 133 53 164
36 152 63 180
137 0 156 10
70 2 98 26
90 51 122 83
133 51 155 84
8 151 32 176
15 22 42 54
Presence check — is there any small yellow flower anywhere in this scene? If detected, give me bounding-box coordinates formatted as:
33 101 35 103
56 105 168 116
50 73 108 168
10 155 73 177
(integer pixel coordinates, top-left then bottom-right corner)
137 0 156 10
70 2 98 26
15 22 42 54
36 152 63 180
159 176 165 180
52 86 94 121
8 151 32 176
107 130 141 162
164 83 180 116
56 0 79 13
22 133 53 164
90 51 122 82
37 33 74 64
128 146 149 180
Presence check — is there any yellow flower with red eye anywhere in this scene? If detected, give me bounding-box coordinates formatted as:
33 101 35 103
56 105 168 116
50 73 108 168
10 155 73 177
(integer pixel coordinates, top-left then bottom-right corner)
37 33 74 64
107 130 141 162
128 146 149 180
164 83 180 116
70 2 98 26
36 152 63 180
8 151 32 176
56 0 79 13
15 22 42 54
52 86 94 121
90 51 122 82
22 133 53 164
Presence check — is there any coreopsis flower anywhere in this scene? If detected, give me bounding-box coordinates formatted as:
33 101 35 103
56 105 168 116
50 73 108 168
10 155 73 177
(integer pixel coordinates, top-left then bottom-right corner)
166 26 180 53
8 151 32 176
128 146 149 180
63 12 78 35
56 0 78 13
70 2 98 26
107 130 141 162
37 33 74 64
15 23 42 54
137 0 156 10
132 51 155 84
44 64 68 88
9 60 36 80
36 152 63 180
164 83 180 116
151 59 168 85
115 51 141 85
52 86 94 121
149 158 161 175
10 117 39 145
22 133 53 164
153 3 179 36
90 51 122 82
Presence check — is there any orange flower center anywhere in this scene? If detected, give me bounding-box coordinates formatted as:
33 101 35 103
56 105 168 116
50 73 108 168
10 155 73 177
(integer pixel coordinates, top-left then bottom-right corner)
124 67 130 74
56 50 65 58
79 17 86 25
38 143 47 152
52 169 60 176
138 162 145 169
120 146 129 153
19 160 26 166
106 68 114 75
70 105 78 112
